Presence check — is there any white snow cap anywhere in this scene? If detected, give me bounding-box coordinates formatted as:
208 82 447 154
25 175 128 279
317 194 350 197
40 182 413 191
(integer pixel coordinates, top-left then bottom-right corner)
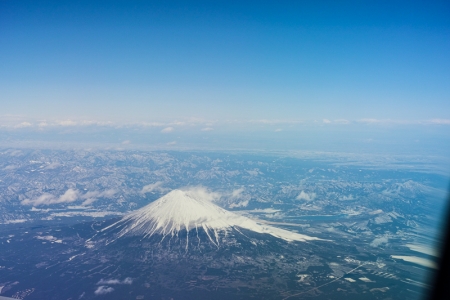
102 188 323 245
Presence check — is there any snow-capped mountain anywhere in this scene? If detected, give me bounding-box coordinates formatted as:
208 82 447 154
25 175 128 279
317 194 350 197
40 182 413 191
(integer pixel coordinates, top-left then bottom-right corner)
94 189 322 249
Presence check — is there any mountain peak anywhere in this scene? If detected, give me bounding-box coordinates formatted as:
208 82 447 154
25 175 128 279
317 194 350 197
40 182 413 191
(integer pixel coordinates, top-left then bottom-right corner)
132 189 237 232
100 189 323 248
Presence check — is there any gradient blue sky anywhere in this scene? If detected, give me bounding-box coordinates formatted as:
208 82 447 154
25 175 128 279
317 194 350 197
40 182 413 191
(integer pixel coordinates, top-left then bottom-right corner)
1 1 450 154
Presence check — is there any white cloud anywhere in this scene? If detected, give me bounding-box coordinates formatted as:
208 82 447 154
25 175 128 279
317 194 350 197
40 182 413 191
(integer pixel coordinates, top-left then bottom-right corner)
370 236 389 247
391 255 437 269
248 119 303 125
274 128 282 132
0 117 116 129
141 182 167 194
296 191 316 201
0 116 220 130
322 119 350 124
21 189 116 206
21 189 80 206
123 277 133 284
0 114 27 124
137 121 166 127
79 120 113 126
229 200 249 208
161 126 174 133
97 278 133 285
45 162 61 169
121 140 131 145
339 194 354 201
3 165 18 170
358 118 388 124
57 120 78 126
4 116 449 133
226 187 250 208
231 187 245 199
429 119 450 125
15 122 33 128
166 141 177 146
80 189 117 206
170 121 185 126
181 186 221 202
94 286 114 295
356 118 414 125
334 119 350 124
59 189 79 202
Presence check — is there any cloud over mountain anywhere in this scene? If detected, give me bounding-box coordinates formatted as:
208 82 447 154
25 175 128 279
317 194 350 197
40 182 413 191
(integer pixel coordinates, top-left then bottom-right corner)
94 286 114 295
21 189 116 206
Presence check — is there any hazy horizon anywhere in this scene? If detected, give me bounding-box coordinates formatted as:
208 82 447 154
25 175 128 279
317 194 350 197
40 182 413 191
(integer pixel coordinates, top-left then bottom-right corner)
1 1 449 158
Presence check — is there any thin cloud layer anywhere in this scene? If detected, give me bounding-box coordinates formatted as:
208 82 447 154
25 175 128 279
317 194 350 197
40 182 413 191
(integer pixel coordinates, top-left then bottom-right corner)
81 189 117 206
334 119 350 124
180 186 221 203
296 191 316 201
21 189 79 206
21 189 117 206
97 278 133 285
2 115 449 131
15 122 32 128
429 119 450 125
231 187 245 199
248 119 304 125
226 187 250 208
161 126 174 133
370 236 389 247
94 286 114 295
141 182 167 194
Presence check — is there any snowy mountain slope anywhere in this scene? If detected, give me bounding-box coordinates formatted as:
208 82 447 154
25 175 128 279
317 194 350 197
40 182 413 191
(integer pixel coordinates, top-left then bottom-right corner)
98 189 323 248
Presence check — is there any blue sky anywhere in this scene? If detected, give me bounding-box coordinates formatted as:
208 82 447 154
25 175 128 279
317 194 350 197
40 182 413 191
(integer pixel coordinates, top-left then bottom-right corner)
1 1 450 155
